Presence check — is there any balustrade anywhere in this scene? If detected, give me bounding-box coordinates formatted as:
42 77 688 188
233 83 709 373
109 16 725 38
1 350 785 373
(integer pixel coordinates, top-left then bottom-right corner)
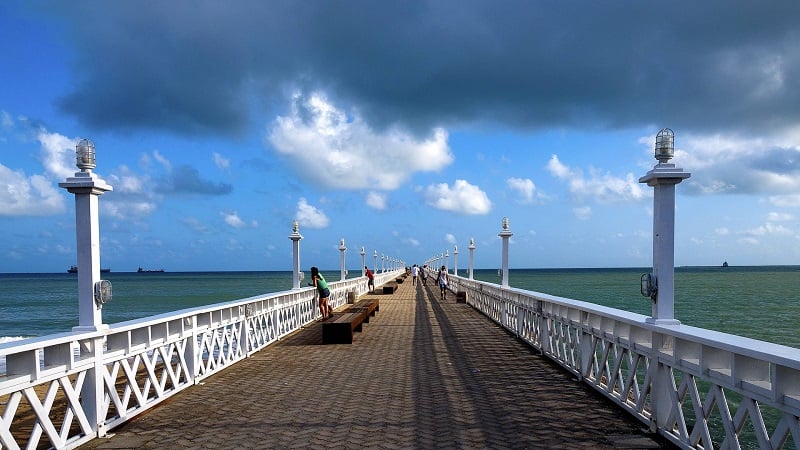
0 270 403 449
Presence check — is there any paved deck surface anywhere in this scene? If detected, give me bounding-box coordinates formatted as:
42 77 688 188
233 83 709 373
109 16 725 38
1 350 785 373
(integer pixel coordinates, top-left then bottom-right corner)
81 277 672 449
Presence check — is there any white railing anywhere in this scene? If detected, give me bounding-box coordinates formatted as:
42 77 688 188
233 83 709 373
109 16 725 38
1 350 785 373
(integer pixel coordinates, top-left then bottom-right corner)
0 271 402 450
450 276 800 450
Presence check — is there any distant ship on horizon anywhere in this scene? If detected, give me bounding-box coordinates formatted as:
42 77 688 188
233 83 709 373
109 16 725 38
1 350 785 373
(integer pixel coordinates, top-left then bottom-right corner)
68 265 111 273
722 261 729 267
137 267 165 273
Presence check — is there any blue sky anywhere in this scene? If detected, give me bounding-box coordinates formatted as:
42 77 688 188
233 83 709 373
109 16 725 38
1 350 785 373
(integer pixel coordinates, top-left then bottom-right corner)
2 1 799 273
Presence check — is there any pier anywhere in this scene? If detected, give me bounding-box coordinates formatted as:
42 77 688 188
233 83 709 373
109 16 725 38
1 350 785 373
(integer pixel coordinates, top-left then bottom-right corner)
4 134 800 449
76 277 667 449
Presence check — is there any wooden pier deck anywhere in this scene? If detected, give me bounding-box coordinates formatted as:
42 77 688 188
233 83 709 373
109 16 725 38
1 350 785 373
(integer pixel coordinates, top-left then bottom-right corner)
80 277 672 449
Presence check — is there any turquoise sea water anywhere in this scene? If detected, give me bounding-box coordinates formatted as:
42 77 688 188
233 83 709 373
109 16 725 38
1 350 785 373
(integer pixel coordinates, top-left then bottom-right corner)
2 266 799 349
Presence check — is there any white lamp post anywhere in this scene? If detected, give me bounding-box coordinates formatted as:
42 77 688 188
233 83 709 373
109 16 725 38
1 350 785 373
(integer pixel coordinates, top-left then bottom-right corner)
453 245 459 277
499 217 513 287
445 250 449 272
381 254 385 273
59 139 113 332
360 246 366 276
373 250 378 273
288 221 303 289
468 237 476 279
58 138 113 437
339 238 347 281
639 128 690 325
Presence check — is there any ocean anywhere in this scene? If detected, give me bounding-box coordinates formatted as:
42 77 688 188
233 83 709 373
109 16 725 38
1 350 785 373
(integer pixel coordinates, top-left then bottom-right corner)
2 266 799 349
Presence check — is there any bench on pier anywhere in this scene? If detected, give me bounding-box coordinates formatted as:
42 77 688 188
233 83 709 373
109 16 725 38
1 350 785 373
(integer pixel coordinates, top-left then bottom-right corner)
456 291 467 303
382 283 398 294
322 310 369 344
396 277 404 284
347 298 379 322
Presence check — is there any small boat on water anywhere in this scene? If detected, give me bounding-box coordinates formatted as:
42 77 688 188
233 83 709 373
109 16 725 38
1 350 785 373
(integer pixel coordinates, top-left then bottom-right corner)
137 267 165 273
68 265 111 273
722 261 729 268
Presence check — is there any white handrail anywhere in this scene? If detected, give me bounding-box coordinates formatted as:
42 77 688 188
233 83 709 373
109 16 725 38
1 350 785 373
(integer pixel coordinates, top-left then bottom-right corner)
450 275 800 450
0 270 404 450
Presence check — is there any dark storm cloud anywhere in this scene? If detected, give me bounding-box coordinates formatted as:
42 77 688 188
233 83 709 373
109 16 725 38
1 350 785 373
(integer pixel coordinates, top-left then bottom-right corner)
158 165 232 195
49 0 800 136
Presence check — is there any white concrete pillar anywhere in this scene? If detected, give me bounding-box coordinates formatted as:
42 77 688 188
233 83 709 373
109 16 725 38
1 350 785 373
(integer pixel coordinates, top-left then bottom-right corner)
639 128 690 325
453 245 459 277
339 238 347 281
288 221 303 289
499 217 513 287
360 246 366 277
59 139 113 332
468 237 476 280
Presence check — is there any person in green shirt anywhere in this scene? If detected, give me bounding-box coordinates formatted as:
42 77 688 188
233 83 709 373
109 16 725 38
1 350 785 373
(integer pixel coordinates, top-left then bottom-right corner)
310 266 332 319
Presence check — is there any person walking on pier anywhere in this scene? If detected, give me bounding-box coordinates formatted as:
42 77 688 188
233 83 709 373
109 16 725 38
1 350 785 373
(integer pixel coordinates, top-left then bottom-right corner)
438 265 449 299
421 264 428 285
365 266 375 293
411 264 419 285
310 266 333 319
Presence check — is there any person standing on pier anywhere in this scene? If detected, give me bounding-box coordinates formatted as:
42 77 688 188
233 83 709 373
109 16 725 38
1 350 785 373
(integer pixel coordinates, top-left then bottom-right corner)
438 265 449 299
365 266 375 293
411 264 419 285
310 266 333 319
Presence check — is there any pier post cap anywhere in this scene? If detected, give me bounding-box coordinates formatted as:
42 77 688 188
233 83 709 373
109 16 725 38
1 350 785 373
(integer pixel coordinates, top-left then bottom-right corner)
469 237 475 249
654 128 674 164
640 128 691 185
288 220 303 240
339 238 346 251
498 217 513 237
59 137 113 194
76 138 96 172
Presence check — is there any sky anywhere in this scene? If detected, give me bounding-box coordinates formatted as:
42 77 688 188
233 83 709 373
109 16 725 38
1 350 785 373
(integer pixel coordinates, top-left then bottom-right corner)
1 1 800 273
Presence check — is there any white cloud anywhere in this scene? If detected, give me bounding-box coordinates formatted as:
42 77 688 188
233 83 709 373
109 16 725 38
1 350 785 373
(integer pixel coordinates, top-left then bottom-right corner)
768 194 800 207
221 210 257 228
153 150 171 171
445 233 457 244
0 164 65 216
212 152 230 170
404 237 420 247
421 179 492 215
267 92 454 190
766 212 794 222
573 206 592 220
547 154 646 203
104 201 156 219
37 130 75 180
1 110 13 128
365 191 387 210
674 131 800 196
295 198 329 229
182 217 210 233
506 177 541 204
741 223 793 237
715 227 730 236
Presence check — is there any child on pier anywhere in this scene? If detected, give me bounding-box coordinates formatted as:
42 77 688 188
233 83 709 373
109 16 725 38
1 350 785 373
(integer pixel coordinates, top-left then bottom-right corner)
309 267 333 319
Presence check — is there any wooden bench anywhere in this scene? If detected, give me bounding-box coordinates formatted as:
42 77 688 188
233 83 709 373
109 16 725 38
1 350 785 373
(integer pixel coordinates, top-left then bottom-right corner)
456 291 467 303
322 310 370 344
347 298 379 322
396 277 404 284
382 283 398 294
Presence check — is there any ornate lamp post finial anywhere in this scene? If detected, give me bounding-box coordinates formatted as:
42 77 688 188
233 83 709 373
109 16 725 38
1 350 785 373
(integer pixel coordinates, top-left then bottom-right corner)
75 138 96 172
654 128 675 164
